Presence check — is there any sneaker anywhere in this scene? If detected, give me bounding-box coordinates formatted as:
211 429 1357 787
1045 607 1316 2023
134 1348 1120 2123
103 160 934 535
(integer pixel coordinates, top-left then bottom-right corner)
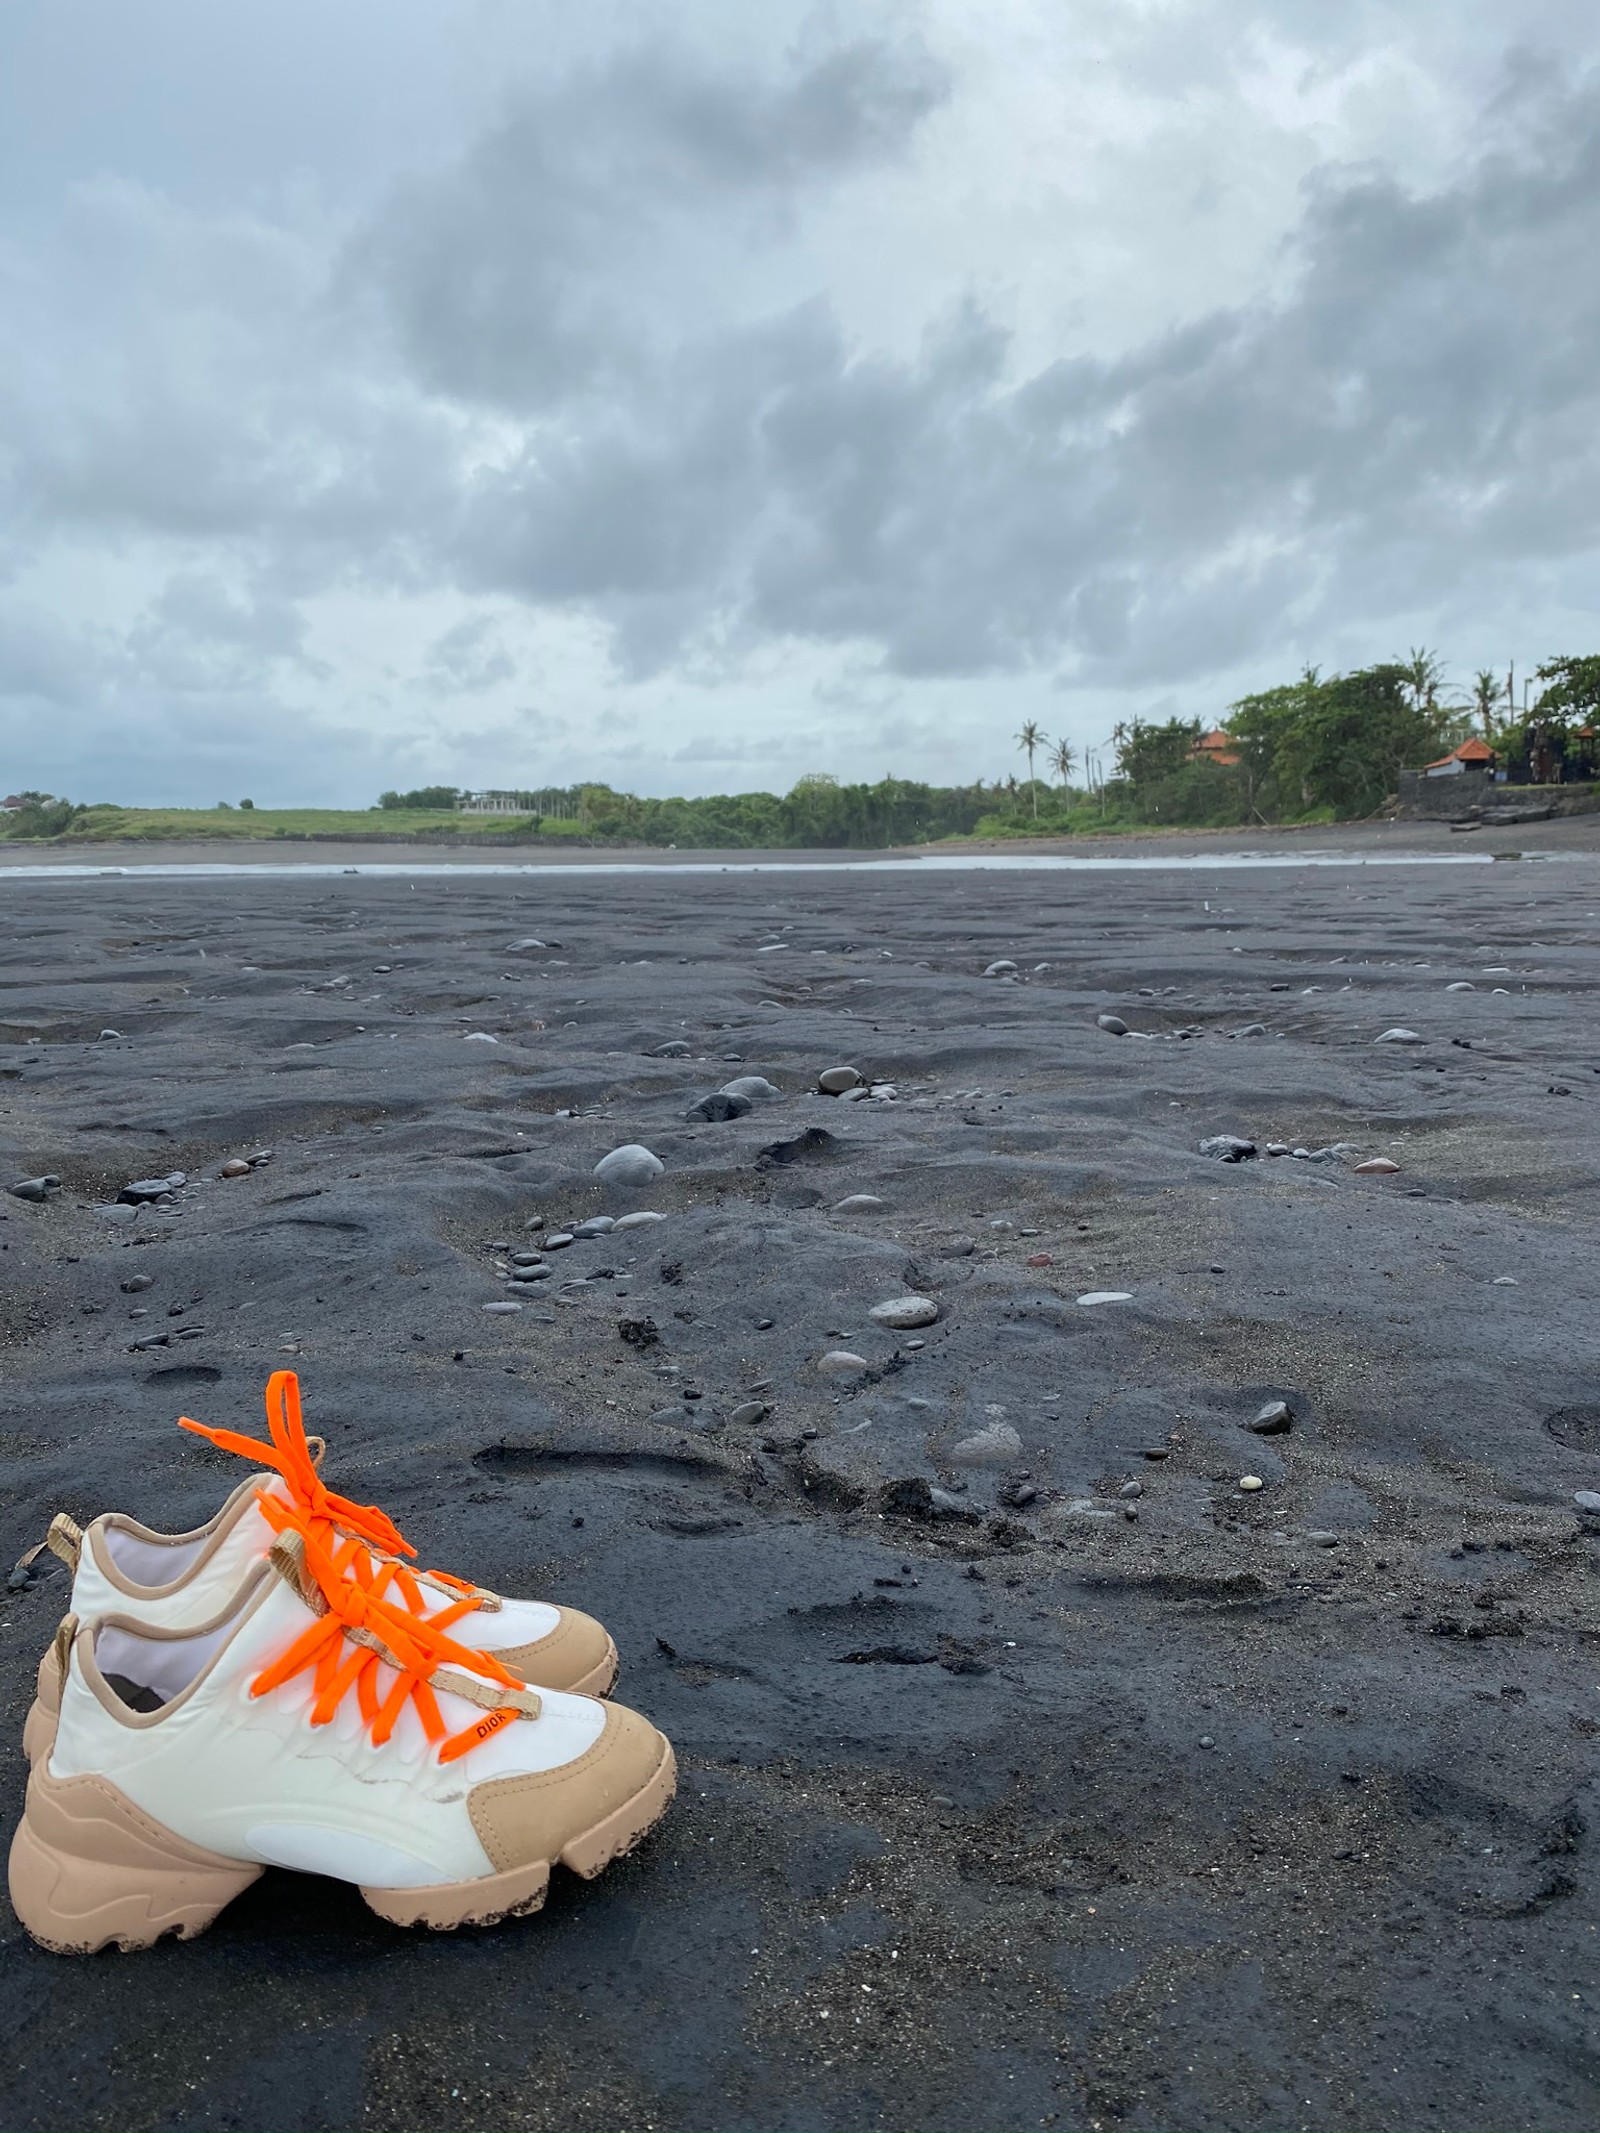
9 1508 674 1954
24 1371 617 1762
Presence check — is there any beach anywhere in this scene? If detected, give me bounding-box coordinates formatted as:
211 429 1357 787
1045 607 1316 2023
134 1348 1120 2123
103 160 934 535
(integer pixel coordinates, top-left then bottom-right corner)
1 841 1597 2130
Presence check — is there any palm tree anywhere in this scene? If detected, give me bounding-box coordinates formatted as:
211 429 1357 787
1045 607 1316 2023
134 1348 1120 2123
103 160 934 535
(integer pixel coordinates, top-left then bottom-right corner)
1016 720 1045 817
1050 738 1074 791
1471 669 1501 739
1402 647 1446 714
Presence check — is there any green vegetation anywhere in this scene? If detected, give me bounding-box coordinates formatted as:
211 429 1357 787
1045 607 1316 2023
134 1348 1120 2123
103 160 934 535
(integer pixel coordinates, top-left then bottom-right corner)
7 648 1597 849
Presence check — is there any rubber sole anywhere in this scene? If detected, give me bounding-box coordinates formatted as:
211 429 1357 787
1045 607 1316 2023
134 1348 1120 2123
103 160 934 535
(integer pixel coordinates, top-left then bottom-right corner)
9 1738 676 1954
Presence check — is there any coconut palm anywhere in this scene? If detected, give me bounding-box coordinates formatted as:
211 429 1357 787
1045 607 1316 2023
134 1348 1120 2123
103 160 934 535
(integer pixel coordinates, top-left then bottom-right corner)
1471 669 1502 738
1016 720 1045 817
1050 738 1074 790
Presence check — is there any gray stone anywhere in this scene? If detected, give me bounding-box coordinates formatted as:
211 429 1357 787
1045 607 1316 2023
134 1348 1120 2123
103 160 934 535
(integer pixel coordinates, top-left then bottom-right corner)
1248 1400 1294 1436
594 1144 664 1186
950 1420 1024 1467
729 1400 769 1426
1446 981 1476 992
1199 1135 1256 1161
984 960 1018 978
1097 1013 1129 1036
688 1091 752 1122
98 1028 122 1040
1234 1022 1268 1037
120 1275 154 1293
572 1217 616 1237
869 1295 940 1329
818 1066 862 1093
1306 1530 1341 1546
939 1236 977 1257
649 1039 692 1057
543 1232 575 1249
509 1249 545 1265
833 1194 885 1214
613 1211 666 1229
1374 1027 1425 1045
720 1076 781 1102
8 1176 60 1203
1119 1480 1144 1499
482 1301 523 1314
817 1350 872 1376
1573 1491 1600 1513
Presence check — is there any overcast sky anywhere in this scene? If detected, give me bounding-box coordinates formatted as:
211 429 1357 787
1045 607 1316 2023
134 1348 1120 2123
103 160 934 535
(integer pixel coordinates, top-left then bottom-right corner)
2 0 1597 806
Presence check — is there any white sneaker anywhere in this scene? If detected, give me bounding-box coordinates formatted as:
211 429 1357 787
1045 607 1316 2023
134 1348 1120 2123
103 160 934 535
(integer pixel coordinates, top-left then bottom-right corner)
26 1371 617 1761
10 1515 675 1954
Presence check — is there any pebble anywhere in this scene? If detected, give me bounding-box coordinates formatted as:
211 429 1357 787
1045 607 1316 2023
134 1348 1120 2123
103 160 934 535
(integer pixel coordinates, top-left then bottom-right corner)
98 1028 122 1041
1248 1400 1294 1436
506 938 548 952
544 1232 575 1249
1026 1252 1052 1267
1573 1491 1600 1514
1238 1475 1264 1492
1199 1735 1216 1749
688 1091 752 1122
1447 981 1476 992
524 1214 546 1230
984 960 1018 979
1234 1023 1267 1038
869 1295 939 1329
1199 1135 1256 1161
572 1217 616 1237
818 1066 862 1093
729 1400 769 1426
833 1194 885 1214
649 1039 692 1057
1119 1480 1144 1499
464 1031 499 1044
950 1421 1025 1466
939 1236 977 1257
1374 1028 1425 1045
1492 1275 1518 1287
613 1211 666 1229
1265 1141 1290 1156
508 1265 551 1283
720 1076 781 1102
1306 1530 1340 1546
119 1174 186 1204
218 1159 252 1179
1354 1156 1401 1175
817 1350 872 1376
594 1144 664 1186
8 1176 60 1202
482 1301 522 1314
1076 1291 1132 1306
1096 1013 1129 1036
121 1275 154 1293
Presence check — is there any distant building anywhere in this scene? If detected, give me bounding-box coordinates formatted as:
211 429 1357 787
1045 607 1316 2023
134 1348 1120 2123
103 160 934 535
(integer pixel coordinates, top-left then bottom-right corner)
1 795 24 812
456 788 582 820
1420 737 1498 778
1191 729 1241 768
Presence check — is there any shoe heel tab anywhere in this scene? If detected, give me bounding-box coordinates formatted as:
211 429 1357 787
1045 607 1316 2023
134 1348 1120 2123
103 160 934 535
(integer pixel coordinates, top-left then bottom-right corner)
45 1513 83 1573
51 1612 80 1684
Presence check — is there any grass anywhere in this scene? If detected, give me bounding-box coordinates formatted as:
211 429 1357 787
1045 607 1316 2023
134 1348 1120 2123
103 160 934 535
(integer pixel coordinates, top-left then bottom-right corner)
11 806 574 844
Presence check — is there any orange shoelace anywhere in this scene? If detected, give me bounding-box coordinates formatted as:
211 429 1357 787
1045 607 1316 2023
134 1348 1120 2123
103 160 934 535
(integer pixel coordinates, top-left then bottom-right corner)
178 1370 480 1617
252 1496 531 1764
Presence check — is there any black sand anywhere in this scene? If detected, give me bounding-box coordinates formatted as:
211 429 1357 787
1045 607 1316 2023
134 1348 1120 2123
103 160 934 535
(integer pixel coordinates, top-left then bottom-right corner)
1 844 1597 2131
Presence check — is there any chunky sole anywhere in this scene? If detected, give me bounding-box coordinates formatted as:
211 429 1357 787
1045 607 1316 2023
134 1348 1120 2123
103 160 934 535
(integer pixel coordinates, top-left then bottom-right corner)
23 1634 623 1768
10 1739 676 1954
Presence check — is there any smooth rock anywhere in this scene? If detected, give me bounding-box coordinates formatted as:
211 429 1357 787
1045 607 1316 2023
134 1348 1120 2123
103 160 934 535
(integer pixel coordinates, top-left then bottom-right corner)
1199 1135 1256 1162
939 1236 976 1257
818 1066 862 1093
98 1028 122 1041
218 1159 252 1179
1446 981 1476 992
833 1194 885 1214
1096 1013 1129 1036
120 1177 181 1204
543 1232 574 1249
508 1265 550 1283
1119 1480 1144 1499
594 1144 664 1186
509 1249 545 1266
464 1031 499 1044
729 1400 769 1426
1354 1157 1401 1175
572 1217 616 1237
869 1295 939 1329
1306 1530 1340 1546
1076 1291 1132 1306
1238 1475 1264 1492
817 1350 871 1376
720 1076 781 1102
1234 1023 1268 1037
950 1421 1024 1466
1248 1400 1294 1436
120 1275 154 1293
506 939 548 952
649 1039 692 1057
1265 1142 1291 1156
1375 1028 1425 1045
482 1301 522 1314
1573 1491 1600 1513
613 1211 666 1229
8 1176 60 1202
984 960 1018 978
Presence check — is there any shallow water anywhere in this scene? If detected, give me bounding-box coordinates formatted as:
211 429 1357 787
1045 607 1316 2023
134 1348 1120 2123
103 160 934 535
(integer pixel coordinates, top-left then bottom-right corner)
0 848 1529 881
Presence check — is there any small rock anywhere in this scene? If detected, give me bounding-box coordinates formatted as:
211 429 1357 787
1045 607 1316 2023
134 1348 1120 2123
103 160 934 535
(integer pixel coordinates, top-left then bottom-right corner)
1076 1291 1132 1306
1306 1530 1340 1547
729 1400 769 1426
1446 981 1476 992
1199 1735 1216 1749
1248 1400 1294 1436
508 1265 550 1283
1573 1491 1600 1514
1025 1252 1052 1267
463 1031 499 1044
1199 1135 1256 1162
720 1076 781 1103
218 1159 252 1179
688 1091 752 1122
544 1232 575 1249
869 1295 939 1329
1354 1156 1401 1175
649 1039 692 1057
98 1028 122 1041
1234 1023 1267 1038
8 1176 60 1203
507 938 548 952
833 1194 885 1214
1238 1475 1264 1492
1265 1142 1290 1156
613 1211 666 1229
818 1066 863 1093
595 1144 664 1187
1492 1275 1518 1287
984 960 1018 979
817 1350 871 1376
119 1177 180 1204
950 1421 1024 1466
1119 1480 1144 1499
121 1275 154 1293
1374 1028 1425 1045
939 1236 976 1257
1096 1013 1129 1036
572 1217 615 1237
482 1301 522 1314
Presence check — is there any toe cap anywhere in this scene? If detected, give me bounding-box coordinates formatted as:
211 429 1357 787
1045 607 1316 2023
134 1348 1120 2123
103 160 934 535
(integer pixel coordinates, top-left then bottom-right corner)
493 1605 619 1696
467 1702 675 1876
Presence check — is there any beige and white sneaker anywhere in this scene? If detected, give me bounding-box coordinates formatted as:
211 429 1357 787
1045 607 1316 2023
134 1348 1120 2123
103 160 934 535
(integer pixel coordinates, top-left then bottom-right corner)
25 1371 617 1761
10 1517 674 1954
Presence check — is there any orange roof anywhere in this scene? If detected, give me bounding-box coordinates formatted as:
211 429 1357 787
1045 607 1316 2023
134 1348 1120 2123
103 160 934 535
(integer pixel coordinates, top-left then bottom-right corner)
1452 736 1495 762
1193 728 1241 766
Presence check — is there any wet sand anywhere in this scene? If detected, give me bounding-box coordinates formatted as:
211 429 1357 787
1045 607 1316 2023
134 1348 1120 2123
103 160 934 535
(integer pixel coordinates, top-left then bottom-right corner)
1 854 1597 2131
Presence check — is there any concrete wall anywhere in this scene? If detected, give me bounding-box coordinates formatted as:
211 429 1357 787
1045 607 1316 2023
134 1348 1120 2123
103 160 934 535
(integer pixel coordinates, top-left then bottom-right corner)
1396 772 1600 820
